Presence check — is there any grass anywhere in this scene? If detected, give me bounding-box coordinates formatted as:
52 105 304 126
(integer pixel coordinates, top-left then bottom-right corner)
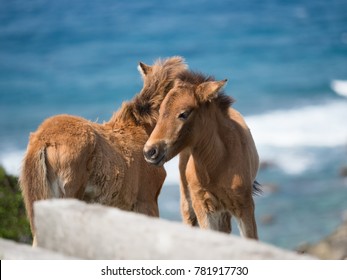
0 166 32 244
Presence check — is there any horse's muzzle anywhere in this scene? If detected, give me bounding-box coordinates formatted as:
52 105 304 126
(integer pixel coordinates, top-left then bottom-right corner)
143 142 167 166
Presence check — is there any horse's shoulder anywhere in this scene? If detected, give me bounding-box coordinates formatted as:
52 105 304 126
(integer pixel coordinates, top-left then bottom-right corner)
227 108 248 130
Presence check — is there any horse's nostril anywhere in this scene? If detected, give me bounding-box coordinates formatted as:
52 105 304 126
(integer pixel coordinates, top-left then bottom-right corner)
149 148 157 158
144 143 166 166
145 147 158 159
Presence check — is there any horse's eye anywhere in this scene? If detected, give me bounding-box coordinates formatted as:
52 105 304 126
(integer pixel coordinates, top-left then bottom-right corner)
178 110 191 120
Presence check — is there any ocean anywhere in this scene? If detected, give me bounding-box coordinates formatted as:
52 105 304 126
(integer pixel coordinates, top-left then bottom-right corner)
1 0 347 249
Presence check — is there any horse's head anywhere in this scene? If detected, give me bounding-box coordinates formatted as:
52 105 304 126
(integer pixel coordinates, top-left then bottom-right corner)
144 73 227 166
137 56 187 104
126 56 187 128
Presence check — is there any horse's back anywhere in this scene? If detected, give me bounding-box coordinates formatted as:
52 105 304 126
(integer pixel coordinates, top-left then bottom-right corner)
30 114 97 149
227 108 259 180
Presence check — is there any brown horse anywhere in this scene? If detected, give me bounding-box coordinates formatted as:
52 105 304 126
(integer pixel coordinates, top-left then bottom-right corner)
20 56 187 245
144 70 259 239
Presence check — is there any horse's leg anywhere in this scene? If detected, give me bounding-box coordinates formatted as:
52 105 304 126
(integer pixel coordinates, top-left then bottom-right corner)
190 197 210 229
180 182 197 226
191 204 232 233
55 162 91 202
190 191 231 233
133 201 159 217
133 179 161 217
179 151 198 226
219 211 232 233
205 211 231 233
32 236 38 247
134 162 165 217
235 196 258 239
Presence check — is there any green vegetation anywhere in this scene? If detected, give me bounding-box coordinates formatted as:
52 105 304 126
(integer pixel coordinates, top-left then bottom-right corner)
0 166 32 243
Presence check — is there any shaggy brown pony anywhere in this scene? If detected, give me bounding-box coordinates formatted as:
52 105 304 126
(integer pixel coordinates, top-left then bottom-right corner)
144 70 259 239
20 56 187 245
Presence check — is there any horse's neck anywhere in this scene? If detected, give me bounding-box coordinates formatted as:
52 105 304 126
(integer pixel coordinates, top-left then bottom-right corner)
106 101 157 136
191 108 228 173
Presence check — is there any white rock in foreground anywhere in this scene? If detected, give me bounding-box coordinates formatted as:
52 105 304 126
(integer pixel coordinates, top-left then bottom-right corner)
34 199 313 260
0 238 75 260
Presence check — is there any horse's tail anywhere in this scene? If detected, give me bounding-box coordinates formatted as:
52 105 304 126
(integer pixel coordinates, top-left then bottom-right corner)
19 145 52 239
252 180 262 196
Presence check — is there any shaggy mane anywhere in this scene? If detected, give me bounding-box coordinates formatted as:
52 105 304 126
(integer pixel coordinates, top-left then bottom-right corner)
178 70 235 113
109 56 187 127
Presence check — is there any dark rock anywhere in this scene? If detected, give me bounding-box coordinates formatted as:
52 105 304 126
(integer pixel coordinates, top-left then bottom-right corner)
262 183 279 194
339 166 347 178
297 221 347 259
260 214 275 225
259 160 276 170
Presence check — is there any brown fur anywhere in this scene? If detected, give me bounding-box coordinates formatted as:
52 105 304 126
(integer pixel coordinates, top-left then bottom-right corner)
19 56 187 245
144 70 259 239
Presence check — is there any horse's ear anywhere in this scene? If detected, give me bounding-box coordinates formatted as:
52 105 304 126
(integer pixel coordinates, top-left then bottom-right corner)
138 62 153 77
196 79 228 102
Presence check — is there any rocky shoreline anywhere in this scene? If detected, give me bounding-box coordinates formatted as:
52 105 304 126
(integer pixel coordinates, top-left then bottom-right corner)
297 220 347 260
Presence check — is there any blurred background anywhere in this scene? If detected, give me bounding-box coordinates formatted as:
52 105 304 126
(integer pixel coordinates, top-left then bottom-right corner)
0 0 347 251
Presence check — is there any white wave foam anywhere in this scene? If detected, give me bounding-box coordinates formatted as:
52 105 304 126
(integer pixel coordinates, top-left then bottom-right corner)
246 100 347 174
246 100 347 148
331 80 347 97
257 146 317 175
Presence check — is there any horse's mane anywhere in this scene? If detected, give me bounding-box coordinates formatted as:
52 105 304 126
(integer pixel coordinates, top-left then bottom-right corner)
109 56 187 127
177 70 235 113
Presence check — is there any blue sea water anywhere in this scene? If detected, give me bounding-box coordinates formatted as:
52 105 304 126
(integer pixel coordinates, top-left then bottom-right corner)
1 0 347 250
